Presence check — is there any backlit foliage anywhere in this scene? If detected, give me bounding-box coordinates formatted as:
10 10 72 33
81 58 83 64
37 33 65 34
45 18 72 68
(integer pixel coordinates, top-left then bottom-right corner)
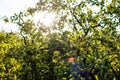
1 0 120 80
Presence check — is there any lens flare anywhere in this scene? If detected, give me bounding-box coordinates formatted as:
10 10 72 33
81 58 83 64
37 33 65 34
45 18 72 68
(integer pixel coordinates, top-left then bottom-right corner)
67 56 75 63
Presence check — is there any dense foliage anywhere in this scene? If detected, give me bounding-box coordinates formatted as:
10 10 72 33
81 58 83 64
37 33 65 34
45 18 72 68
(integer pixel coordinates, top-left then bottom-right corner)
0 0 120 80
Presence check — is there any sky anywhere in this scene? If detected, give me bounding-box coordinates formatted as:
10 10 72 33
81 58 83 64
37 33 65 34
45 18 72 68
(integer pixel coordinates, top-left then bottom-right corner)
0 0 114 32
0 0 38 32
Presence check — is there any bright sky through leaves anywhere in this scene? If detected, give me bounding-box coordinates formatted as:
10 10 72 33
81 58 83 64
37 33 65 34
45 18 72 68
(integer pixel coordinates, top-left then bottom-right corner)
0 0 113 32
33 11 56 27
0 0 38 32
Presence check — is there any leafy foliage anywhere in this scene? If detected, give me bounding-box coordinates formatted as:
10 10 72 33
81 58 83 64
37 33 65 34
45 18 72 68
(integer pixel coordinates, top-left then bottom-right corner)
0 0 120 80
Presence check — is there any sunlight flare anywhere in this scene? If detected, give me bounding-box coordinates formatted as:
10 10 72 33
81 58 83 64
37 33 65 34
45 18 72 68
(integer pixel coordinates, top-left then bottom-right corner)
33 11 56 27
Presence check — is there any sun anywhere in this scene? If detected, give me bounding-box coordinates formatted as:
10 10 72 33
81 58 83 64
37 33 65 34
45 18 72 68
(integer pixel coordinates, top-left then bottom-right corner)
33 11 56 27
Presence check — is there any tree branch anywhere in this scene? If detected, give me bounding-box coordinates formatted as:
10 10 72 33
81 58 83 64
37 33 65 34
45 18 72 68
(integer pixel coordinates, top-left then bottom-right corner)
20 29 26 45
